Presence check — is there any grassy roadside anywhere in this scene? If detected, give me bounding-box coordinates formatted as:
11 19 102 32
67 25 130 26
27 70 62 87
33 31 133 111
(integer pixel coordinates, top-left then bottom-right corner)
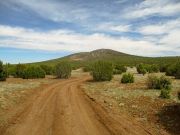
82 71 180 135
0 77 55 128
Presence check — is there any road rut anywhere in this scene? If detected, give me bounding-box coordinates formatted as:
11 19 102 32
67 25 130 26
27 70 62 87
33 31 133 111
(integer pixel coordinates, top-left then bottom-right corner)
3 76 153 135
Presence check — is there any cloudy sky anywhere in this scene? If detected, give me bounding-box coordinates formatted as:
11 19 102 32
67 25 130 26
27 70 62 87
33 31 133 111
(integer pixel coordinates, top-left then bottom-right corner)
0 0 180 63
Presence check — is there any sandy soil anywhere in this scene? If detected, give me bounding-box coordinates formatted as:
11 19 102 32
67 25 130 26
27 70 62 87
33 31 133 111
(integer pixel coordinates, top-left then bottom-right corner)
1 75 154 135
83 73 180 135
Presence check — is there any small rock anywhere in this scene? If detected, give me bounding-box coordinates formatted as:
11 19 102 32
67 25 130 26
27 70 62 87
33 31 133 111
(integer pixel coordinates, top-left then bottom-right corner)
136 117 147 122
119 103 125 107
89 97 95 101
132 105 138 108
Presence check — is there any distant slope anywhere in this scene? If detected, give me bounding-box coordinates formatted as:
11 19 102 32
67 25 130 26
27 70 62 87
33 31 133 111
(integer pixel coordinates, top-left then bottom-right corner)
66 49 137 61
34 49 180 67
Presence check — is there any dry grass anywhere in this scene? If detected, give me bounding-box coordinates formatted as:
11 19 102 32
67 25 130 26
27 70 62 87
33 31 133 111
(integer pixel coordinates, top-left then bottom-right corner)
0 77 55 128
0 77 54 109
82 68 180 135
71 68 89 77
0 76 57 129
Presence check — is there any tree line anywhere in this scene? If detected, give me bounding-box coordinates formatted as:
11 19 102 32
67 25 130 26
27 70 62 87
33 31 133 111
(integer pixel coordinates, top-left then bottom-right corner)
0 60 180 100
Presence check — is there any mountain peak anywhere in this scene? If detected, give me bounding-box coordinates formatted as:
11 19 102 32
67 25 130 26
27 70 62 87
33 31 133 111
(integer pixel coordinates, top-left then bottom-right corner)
90 49 128 56
34 48 180 66
66 49 131 61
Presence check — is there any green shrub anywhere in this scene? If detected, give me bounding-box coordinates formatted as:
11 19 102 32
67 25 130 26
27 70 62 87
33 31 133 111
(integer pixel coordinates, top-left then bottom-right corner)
55 61 72 79
83 64 92 72
113 69 123 74
145 65 152 73
165 62 180 79
160 89 171 99
15 64 26 78
113 64 127 75
3 63 9 78
23 66 45 79
159 64 169 72
137 64 159 75
174 62 180 79
51 67 56 75
178 92 180 100
91 61 113 81
149 64 159 73
147 75 171 90
137 64 147 75
121 73 134 83
159 76 172 90
40 65 53 75
7 66 16 77
175 69 180 79
0 71 6 81
0 61 6 81
148 75 172 99
140 68 147 75
165 65 176 76
147 75 159 89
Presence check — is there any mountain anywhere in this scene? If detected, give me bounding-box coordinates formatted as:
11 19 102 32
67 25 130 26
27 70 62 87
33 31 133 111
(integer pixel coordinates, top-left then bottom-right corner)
66 49 136 61
34 49 180 67
35 49 138 65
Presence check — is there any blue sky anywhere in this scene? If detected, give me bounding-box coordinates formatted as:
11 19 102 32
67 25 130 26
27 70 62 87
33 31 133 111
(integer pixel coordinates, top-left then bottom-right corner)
0 0 180 63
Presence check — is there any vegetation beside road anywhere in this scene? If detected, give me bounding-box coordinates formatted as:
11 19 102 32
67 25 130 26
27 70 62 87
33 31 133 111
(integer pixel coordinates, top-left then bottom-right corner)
83 70 180 135
0 49 180 135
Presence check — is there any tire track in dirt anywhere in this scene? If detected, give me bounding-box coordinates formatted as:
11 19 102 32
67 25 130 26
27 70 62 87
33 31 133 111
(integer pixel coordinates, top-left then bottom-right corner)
3 78 80 135
2 76 154 135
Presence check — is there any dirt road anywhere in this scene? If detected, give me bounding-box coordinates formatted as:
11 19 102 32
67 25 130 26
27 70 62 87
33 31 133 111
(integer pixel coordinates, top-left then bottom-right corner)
2 76 153 135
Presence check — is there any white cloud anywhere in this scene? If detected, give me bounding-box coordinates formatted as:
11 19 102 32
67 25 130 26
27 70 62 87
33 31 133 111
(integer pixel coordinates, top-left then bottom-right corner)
136 18 180 53
94 23 131 32
0 25 177 56
138 19 180 35
109 25 130 32
160 30 180 49
124 0 180 19
139 25 166 35
115 0 127 4
8 0 91 23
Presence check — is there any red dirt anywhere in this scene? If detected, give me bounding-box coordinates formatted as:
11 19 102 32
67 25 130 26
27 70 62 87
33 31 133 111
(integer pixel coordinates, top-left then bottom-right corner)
1 76 154 135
